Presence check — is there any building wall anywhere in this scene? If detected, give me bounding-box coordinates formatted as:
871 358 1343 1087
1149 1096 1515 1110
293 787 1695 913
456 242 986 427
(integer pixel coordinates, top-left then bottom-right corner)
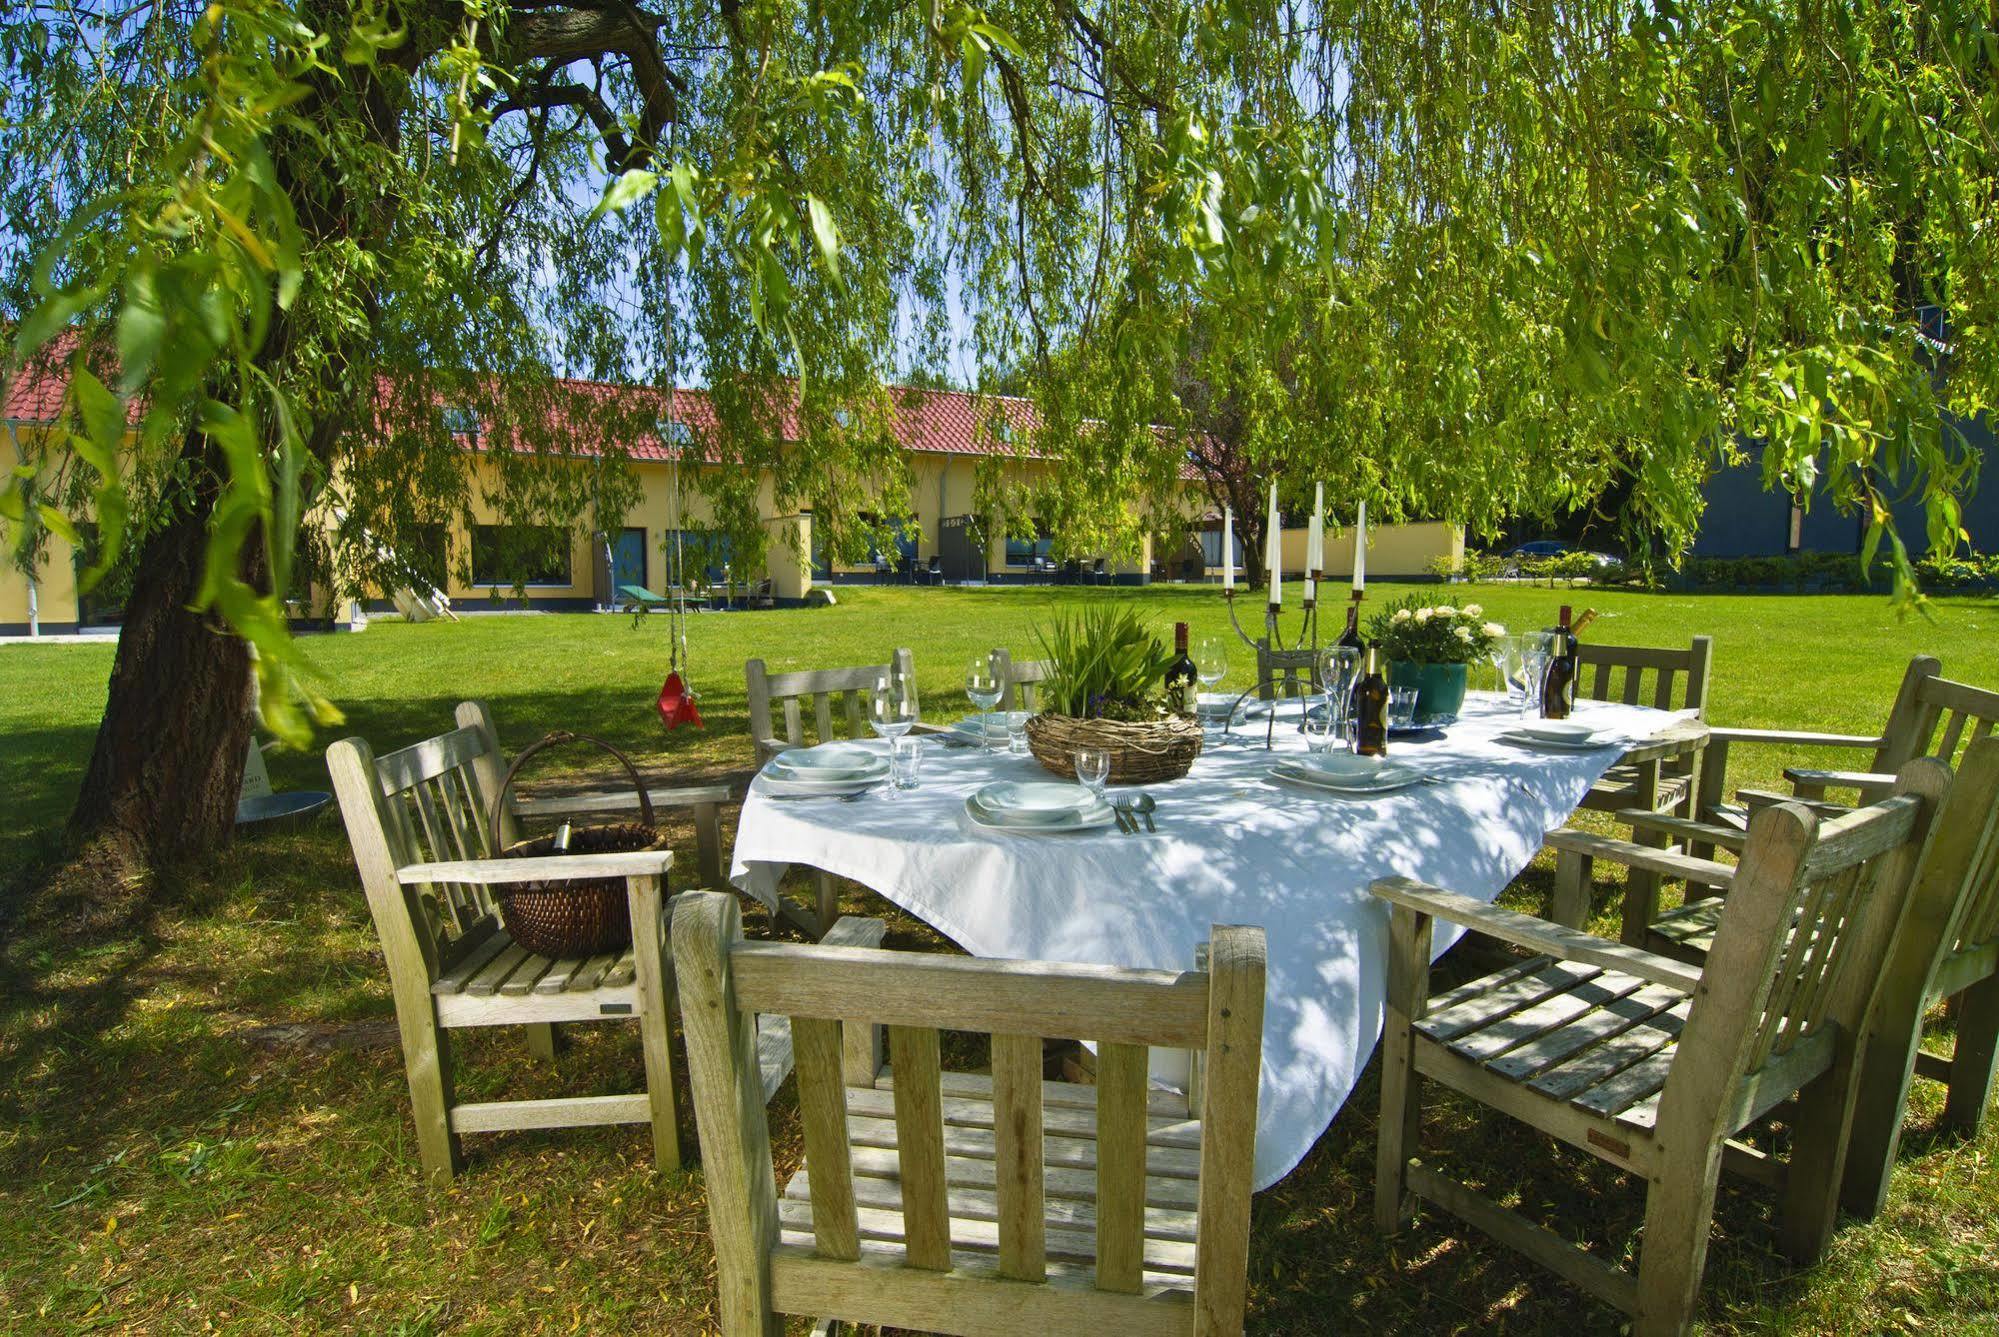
1 423 84 633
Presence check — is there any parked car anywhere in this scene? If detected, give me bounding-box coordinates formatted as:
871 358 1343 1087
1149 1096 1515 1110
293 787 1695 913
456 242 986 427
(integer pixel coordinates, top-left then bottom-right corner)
1501 539 1620 576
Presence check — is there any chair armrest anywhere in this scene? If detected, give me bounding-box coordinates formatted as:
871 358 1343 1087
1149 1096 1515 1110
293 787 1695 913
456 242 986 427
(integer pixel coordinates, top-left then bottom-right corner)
514 785 734 818
1782 767 1895 793
398 850 674 886
1706 726 1884 749
1370 877 1703 994
1610 810 1748 854
1542 829 1738 888
1737 788 1858 817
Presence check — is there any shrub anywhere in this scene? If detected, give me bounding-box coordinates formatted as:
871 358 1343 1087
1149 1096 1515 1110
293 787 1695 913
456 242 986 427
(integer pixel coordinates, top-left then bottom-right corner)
1033 605 1172 721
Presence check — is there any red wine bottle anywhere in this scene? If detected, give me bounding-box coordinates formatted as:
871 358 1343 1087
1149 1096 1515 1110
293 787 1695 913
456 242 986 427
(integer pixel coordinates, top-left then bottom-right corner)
1351 644 1390 756
1337 596 1364 650
1164 621 1199 717
1541 604 1578 719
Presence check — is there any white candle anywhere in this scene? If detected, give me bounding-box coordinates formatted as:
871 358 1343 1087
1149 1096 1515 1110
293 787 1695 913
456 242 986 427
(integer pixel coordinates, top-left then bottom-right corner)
1307 482 1324 574
1352 500 1367 594
1303 575 1316 606
1222 507 1234 590
1266 479 1282 606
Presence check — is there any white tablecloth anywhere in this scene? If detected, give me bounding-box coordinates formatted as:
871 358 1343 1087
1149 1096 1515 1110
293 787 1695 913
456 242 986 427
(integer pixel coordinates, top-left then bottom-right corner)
730 693 1695 1190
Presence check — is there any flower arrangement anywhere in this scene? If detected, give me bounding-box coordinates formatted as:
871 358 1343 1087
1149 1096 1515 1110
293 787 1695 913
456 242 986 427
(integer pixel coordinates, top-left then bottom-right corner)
1367 596 1506 665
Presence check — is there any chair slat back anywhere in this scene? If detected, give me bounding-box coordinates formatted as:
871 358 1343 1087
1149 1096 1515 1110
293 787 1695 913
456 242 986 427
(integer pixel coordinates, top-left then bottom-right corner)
991 648 1054 713
1936 738 1999 961
674 891 1264 1334
746 649 918 755
329 721 510 983
1666 763 1945 1138
1573 636 1713 718
1905 674 1999 773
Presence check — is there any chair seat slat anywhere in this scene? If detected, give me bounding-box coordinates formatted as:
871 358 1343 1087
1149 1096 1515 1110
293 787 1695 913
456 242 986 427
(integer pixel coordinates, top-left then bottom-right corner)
1414 960 1603 1043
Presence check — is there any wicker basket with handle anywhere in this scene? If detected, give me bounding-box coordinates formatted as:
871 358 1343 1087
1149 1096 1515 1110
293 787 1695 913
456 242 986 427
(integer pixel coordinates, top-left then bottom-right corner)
1025 712 1203 785
486 732 668 958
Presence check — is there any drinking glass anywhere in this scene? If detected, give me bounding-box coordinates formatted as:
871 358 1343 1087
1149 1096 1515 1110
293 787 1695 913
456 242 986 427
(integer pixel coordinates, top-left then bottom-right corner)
1319 645 1362 741
870 671 917 741
1388 686 1420 731
1006 710 1031 755
1303 696 1343 753
1489 638 1523 704
965 659 1004 747
1518 633 1555 717
1073 748 1111 800
889 736 924 791
1194 637 1230 735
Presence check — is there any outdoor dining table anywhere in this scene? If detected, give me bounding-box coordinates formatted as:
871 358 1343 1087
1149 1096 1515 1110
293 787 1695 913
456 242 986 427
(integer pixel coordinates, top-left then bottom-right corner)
730 692 1709 1190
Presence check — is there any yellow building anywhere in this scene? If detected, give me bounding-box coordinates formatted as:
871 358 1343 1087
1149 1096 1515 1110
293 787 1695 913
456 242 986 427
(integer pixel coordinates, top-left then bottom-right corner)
3 370 1463 632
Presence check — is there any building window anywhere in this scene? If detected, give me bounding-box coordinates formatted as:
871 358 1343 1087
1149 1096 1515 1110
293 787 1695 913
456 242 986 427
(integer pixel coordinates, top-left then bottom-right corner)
442 406 480 440
470 524 571 587
1199 523 1245 569
658 418 693 448
664 529 734 585
1005 522 1053 567
396 522 452 590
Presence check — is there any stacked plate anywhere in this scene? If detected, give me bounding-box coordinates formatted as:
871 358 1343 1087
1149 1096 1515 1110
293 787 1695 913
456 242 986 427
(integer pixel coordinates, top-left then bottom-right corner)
1196 692 1240 722
1270 752 1427 796
1496 720 1609 751
761 743 889 796
964 780 1116 833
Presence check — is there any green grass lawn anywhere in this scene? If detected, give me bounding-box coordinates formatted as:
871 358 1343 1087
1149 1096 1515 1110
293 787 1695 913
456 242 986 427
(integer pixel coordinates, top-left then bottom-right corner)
1 582 1995 1333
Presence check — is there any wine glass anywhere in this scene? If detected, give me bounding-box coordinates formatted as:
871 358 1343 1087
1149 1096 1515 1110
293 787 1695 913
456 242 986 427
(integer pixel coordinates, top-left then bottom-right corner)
1488 637 1521 703
1303 694 1343 753
1193 637 1229 734
1320 645 1361 744
869 671 917 741
1073 747 1111 800
1518 633 1555 717
965 659 1004 747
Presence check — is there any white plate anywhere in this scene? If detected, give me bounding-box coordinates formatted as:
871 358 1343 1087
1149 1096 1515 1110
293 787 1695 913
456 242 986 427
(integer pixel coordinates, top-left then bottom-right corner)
1196 692 1239 716
965 794 1116 833
1496 728 1612 752
767 756 889 783
1284 752 1388 782
977 781 1096 815
755 773 882 798
1271 759 1425 794
1515 721 1597 744
770 744 885 777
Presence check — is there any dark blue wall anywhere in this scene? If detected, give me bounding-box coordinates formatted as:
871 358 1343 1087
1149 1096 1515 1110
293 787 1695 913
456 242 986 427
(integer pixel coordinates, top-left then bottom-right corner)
1690 448 1791 557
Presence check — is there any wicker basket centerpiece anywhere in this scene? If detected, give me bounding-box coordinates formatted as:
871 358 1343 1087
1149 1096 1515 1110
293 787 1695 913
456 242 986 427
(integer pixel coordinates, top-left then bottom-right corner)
1021 605 1204 785
485 731 669 958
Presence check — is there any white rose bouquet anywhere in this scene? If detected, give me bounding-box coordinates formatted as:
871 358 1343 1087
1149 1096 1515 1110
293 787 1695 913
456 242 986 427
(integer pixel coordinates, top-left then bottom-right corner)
1368 596 1505 664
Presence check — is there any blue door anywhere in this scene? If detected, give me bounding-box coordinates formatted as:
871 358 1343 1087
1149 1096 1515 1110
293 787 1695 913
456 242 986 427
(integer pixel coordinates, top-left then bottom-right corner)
612 527 648 591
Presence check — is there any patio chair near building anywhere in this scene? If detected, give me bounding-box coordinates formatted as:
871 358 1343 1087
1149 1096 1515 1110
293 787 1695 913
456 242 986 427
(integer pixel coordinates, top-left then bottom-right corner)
673 889 1265 1336
1373 761 1946 1336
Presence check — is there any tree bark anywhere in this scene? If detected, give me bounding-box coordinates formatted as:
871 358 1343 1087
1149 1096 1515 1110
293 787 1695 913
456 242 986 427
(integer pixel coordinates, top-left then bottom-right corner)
68 486 257 871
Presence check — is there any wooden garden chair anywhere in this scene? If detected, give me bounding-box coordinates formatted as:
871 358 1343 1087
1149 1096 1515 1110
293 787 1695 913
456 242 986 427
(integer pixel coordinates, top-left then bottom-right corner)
1588 741 1999 1223
1568 634 1713 819
990 647 1053 712
1373 763 1945 1336
327 703 789 1185
674 889 1265 1336
744 651 917 938
745 649 919 765
1688 656 1957 846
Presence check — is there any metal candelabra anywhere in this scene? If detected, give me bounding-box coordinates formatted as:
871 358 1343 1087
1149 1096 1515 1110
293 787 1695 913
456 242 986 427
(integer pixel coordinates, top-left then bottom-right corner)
1219 587 1360 748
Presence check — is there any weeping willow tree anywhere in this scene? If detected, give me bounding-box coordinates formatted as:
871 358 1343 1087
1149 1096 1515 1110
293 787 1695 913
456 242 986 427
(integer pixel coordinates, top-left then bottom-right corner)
2 0 1993 873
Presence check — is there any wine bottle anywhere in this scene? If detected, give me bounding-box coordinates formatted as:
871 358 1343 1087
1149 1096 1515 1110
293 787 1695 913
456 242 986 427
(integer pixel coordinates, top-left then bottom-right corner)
1337 596 1364 650
1541 604 1579 719
1351 644 1390 757
1164 621 1200 717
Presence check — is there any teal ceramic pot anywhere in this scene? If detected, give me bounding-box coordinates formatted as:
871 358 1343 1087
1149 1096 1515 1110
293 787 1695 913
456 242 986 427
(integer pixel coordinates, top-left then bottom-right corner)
1386 660 1469 726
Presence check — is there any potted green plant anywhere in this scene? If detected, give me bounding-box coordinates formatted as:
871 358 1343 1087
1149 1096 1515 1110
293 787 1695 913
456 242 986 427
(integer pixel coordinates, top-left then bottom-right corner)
1023 605 1203 784
1367 597 1506 726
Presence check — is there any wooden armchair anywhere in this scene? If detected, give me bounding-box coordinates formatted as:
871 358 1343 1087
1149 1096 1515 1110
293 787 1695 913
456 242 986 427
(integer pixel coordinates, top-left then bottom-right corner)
989 647 1053 712
1374 768 1943 1336
327 720 683 1186
745 649 919 765
744 651 917 937
1568 635 1713 818
1689 656 1955 844
674 889 1265 1336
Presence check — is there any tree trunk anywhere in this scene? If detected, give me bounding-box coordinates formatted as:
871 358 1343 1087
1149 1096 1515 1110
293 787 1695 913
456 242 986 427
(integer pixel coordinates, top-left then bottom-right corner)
68 490 255 872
